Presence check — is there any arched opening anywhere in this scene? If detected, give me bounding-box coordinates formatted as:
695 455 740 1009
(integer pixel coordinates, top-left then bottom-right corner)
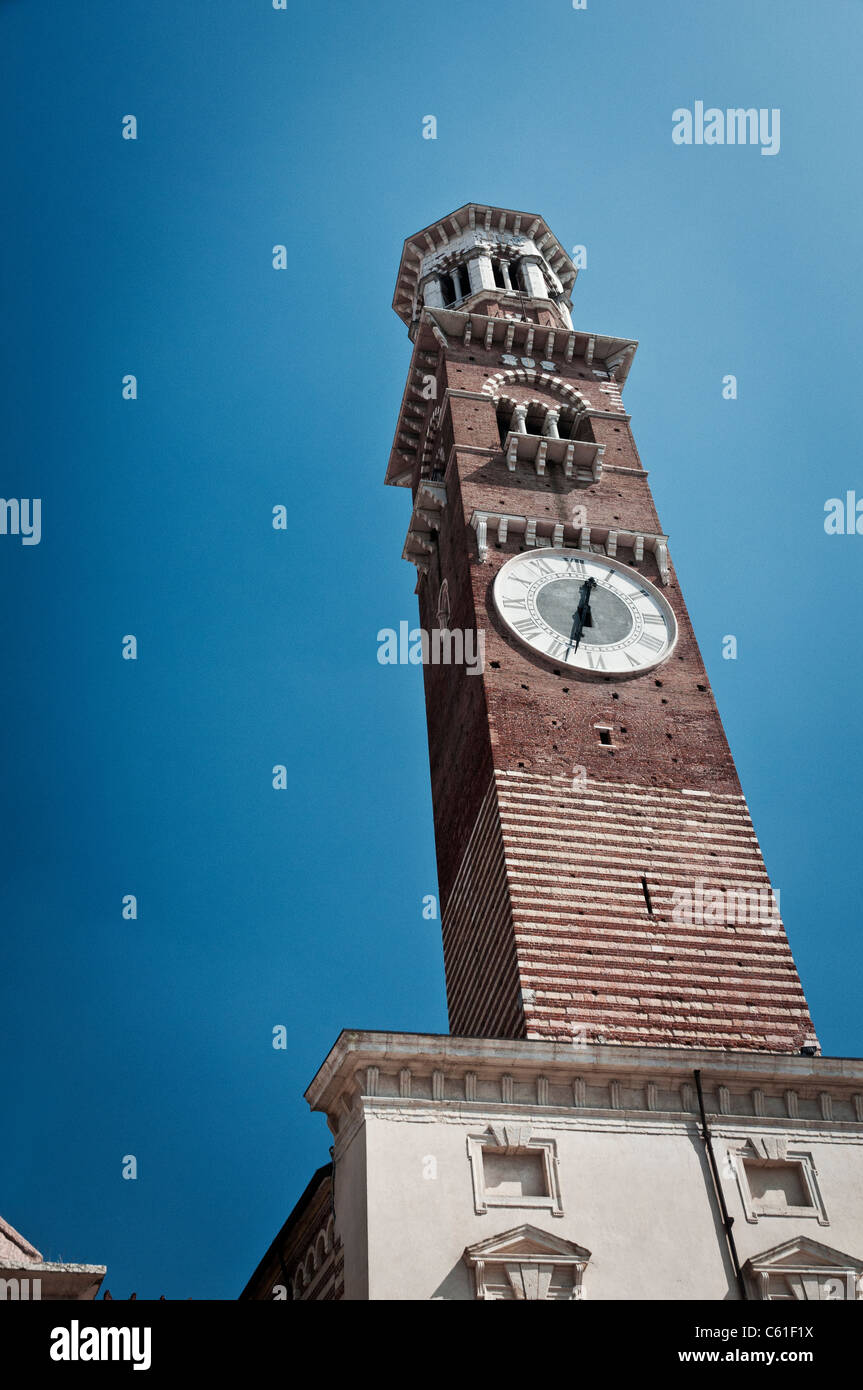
439 272 456 306
437 578 451 630
496 397 517 445
557 405 580 441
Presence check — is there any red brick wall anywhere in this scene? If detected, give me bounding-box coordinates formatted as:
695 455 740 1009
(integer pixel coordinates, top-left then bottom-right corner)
407 330 815 1052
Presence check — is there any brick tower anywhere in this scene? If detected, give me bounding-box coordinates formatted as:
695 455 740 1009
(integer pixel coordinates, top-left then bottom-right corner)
387 203 817 1056
246 205 863 1303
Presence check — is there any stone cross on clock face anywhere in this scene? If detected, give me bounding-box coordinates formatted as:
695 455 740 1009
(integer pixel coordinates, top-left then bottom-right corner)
492 548 677 675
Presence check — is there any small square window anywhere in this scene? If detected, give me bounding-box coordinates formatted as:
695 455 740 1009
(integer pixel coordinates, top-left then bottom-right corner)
467 1129 563 1216
744 1160 812 1212
483 1150 547 1198
730 1144 828 1225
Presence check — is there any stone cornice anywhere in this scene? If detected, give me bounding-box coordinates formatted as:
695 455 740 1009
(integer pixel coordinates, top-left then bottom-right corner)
413 308 636 379
467 510 670 584
393 204 578 326
384 312 638 488
305 1030 863 1138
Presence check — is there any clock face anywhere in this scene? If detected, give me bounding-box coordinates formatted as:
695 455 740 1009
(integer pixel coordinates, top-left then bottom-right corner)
492 548 677 675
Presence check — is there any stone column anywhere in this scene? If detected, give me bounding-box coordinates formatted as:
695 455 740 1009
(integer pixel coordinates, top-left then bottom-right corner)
422 277 445 309
468 255 496 293
521 258 549 298
553 296 573 330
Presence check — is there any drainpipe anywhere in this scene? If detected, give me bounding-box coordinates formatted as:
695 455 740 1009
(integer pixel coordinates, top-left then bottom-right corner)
693 1069 748 1301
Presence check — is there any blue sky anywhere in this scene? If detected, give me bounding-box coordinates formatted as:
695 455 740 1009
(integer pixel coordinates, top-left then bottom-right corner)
1 0 861 1300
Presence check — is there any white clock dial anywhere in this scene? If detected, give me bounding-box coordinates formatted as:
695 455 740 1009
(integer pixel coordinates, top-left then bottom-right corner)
492 548 677 675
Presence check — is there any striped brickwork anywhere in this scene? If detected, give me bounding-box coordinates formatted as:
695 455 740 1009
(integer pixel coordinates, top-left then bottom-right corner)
443 769 815 1052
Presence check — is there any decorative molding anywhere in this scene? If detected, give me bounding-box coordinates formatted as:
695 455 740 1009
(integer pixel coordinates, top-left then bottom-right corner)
483 367 589 412
401 480 447 571
466 1130 564 1218
468 509 669 579
731 1139 829 1227
743 1237 863 1302
463 1224 590 1301
309 1030 863 1137
501 428 603 483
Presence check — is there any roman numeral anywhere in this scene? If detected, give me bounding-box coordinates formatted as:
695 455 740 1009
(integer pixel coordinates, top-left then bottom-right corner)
501 596 527 609
642 612 665 625
528 557 557 577
584 649 606 670
637 632 665 653
513 619 541 638
545 637 568 659
622 651 641 668
509 574 532 588
564 556 587 577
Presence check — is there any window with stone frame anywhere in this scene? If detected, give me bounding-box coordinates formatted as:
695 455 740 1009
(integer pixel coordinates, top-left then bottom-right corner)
729 1138 828 1225
744 1237 863 1301
466 1125 563 1217
463 1225 590 1301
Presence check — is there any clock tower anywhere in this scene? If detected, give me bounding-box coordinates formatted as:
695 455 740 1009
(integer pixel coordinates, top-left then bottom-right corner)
387 202 816 1055
245 204 863 1304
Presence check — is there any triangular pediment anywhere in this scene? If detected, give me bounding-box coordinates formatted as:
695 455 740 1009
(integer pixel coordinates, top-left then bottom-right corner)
0 1214 42 1264
464 1224 590 1265
746 1237 863 1275
738 1136 789 1162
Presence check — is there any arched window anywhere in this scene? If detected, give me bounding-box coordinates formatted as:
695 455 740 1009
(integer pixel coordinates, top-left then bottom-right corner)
440 264 471 305
524 403 547 436
509 259 524 292
439 272 456 306
556 405 579 441
496 397 518 445
437 578 451 630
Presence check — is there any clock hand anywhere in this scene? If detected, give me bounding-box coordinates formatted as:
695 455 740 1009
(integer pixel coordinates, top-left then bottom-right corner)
567 576 596 654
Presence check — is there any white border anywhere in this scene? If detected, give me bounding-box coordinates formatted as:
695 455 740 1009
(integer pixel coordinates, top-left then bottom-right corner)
492 546 678 678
